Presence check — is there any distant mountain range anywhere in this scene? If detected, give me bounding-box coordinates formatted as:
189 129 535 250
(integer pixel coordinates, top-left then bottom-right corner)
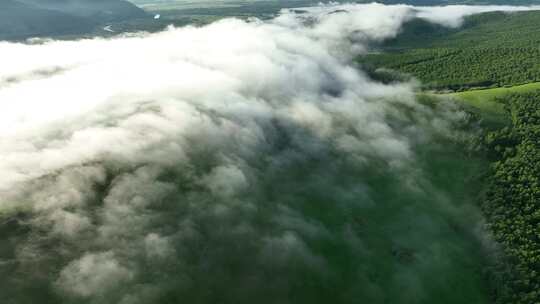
2 0 539 41
0 0 147 40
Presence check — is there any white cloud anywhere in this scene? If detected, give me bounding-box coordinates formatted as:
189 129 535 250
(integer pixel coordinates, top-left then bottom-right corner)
201 165 248 198
144 233 174 259
57 251 134 297
415 5 540 27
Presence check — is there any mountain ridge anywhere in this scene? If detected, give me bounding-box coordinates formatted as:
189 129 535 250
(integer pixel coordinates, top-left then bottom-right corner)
0 0 147 41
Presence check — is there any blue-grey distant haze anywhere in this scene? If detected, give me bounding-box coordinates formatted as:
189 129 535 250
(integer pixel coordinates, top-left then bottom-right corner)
0 0 147 40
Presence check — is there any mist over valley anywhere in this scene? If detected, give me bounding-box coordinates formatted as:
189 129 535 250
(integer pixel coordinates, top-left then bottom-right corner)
1 2 539 304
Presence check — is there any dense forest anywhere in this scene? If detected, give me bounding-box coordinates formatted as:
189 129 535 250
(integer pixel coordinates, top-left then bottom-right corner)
360 11 540 91
363 48 540 91
360 10 540 303
483 92 540 304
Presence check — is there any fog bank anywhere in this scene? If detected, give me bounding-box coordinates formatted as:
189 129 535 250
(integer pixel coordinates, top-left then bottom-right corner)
0 3 532 303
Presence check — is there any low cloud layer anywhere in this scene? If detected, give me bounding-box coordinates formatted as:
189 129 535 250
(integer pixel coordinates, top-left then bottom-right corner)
0 3 535 304
413 4 540 27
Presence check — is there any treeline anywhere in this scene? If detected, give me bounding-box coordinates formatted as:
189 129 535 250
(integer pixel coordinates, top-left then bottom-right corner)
362 48 540 91
359 10 540 91
383 11 540 50
483 91 540 304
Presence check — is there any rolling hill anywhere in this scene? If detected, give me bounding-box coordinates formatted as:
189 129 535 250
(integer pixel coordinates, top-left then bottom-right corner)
0 0 147 41
360 10 540 91
19 0 147 22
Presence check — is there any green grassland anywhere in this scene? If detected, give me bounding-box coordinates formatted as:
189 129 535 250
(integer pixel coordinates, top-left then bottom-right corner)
434 82 540 121
446 82 540 109
447 82 540 106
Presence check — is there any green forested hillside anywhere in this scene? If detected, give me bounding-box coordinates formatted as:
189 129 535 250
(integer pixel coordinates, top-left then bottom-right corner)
20 0 147 22
384 11 540 49
0 0 147 40
365 48 540 91
483 92 540 304
363 11 540 304
0 0 96 40
360 11 540 91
